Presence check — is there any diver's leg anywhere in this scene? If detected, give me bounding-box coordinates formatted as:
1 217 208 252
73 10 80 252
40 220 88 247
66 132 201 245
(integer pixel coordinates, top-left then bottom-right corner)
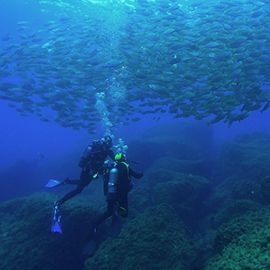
93 200 114 230
118 193 129 218
57 186 84 206
64 179 81 185
111 201 120 225
57 171 92 206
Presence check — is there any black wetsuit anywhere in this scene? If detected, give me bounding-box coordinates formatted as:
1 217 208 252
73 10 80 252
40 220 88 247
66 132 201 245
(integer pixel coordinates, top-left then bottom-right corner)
94 161 143 229
58 141 114 205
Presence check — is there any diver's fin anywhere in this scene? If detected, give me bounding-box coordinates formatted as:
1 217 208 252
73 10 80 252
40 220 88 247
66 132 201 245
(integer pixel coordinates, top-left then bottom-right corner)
51 219 62 234
51 204 63 234
45 179 62 188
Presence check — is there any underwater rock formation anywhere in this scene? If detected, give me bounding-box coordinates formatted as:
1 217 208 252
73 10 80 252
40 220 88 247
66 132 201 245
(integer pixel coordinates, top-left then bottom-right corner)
220 133 270 179
152 174 211 225
128 122 213 171
0 193 97 270
128 186 154 216
206 207 270 270
145 167 185 186
208 172 270 216
84 204 197 270
209 199 261 228
2 131 270 270
149 157 211 177
144 156 210 186
208 174 263 211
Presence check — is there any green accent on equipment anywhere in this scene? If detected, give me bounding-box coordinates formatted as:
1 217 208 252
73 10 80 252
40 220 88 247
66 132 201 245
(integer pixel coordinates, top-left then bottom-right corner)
114 153 123 161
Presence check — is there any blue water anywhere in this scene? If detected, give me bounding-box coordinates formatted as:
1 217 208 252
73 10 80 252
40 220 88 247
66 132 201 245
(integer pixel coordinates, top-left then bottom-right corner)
1 1 270 270
0 0 269 198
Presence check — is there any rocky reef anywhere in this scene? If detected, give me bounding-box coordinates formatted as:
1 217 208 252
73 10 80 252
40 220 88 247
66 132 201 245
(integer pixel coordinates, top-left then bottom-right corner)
206 208 270 270
0 193 97 270
128 122 213 176
204 133 270 270
220 133 270 179
1 130 270 270
85 204 197 270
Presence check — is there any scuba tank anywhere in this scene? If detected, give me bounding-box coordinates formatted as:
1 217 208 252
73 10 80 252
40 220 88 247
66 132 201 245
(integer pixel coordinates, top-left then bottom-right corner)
107 167 119 200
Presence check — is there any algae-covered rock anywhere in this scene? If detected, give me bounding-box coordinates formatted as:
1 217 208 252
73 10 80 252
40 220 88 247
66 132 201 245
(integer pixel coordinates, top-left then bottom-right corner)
220 133 270 178
210 134 270 211
152 174 211 224
84 204 196 270
0 193 97 270
207 174 265 213
153 174 210 206
145 167 185 186
207 172 270 216
128 122 213 171
145 167 178 184
128 186 153 215
149 157 210 177
210 199 261 228
206 207 270 270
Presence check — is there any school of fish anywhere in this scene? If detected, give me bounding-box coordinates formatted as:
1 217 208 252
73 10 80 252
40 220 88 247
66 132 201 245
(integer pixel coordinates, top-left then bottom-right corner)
0 0 269 133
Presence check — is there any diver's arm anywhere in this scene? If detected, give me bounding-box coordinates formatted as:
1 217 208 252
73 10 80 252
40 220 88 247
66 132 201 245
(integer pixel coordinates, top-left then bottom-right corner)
129 168 143 179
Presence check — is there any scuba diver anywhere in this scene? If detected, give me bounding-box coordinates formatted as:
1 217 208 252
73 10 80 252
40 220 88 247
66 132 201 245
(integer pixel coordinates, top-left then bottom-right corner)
49 135 115 206
83 152 143 255
47 135 114 234
93 152 143 233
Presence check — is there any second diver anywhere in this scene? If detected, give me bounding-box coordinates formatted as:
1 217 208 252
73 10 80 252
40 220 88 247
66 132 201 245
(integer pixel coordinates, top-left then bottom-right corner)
48 135 115 207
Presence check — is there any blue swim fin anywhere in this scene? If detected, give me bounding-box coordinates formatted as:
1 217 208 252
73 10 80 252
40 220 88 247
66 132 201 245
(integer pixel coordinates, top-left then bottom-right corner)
51 204 62 234
45 179 62 188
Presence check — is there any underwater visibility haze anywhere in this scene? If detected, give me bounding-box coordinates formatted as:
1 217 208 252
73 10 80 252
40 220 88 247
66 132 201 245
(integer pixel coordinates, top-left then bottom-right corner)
1 0 270 269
